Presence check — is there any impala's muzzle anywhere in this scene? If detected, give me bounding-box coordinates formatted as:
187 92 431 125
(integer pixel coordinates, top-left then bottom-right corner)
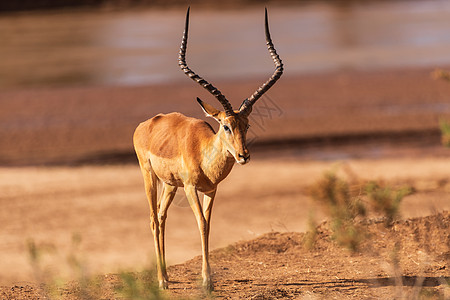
237 153 250 165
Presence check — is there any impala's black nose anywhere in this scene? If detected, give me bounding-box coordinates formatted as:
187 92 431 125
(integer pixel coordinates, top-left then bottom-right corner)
238 153 250 164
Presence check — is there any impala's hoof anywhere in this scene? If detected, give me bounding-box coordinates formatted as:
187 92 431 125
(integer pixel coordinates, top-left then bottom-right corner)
203 279 214 292
159 280 168 290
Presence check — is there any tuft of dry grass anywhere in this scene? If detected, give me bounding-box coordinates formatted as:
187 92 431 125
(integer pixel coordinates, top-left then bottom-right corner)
308 170 412 252
432 68 450 81
432 70 450 151
439 119 450 148
303 211 319 250
306 170 449 299
27 234 167 299
309 172 366 252
365 181 412 226
115 269 167 300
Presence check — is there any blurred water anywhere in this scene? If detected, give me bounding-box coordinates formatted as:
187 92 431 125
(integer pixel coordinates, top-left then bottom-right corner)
1 0 450 89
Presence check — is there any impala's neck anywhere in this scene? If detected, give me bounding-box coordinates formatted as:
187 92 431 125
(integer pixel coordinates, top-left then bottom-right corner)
201 129 236 185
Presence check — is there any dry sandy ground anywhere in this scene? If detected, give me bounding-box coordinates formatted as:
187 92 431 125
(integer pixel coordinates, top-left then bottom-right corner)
1 151 449 287
2 212 449 299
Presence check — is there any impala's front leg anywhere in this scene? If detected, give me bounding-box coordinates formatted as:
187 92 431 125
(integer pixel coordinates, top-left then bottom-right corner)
203 190 216 239
184 185 213 291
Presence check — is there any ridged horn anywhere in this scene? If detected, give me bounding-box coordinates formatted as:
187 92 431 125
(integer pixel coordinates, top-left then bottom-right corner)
178 7 235 116
239 8 284 116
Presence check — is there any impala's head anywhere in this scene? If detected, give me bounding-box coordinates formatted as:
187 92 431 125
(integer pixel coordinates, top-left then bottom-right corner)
197 98 251 164
179 7 283 165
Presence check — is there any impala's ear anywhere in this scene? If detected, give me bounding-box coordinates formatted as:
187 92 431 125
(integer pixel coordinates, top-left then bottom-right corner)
197 97 221 120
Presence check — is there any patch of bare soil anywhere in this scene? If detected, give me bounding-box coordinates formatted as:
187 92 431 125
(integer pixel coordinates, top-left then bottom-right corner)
2 211 448 299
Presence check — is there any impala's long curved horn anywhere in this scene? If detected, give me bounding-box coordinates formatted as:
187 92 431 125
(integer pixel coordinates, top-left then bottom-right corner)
178 7 235 116
239 8 284 116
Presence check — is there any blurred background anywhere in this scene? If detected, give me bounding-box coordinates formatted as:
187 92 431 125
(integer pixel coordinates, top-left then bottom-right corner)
1 0 450 286
2 0 450 165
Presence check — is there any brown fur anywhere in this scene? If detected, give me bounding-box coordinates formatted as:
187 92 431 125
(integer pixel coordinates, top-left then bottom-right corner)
144 7 283 290
134 112 238 191
133 107 250 290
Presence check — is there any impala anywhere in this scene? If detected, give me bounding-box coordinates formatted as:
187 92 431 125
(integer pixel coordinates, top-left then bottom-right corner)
133 7 283 290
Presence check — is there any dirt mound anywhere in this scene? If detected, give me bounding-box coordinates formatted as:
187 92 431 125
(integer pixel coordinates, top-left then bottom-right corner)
1 212 449 299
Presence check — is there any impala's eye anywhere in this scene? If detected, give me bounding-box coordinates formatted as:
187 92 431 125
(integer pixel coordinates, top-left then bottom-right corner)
223 125 231 133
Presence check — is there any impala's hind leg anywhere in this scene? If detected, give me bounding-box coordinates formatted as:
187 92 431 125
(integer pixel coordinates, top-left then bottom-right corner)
139 163 167 289
158 183 177 282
